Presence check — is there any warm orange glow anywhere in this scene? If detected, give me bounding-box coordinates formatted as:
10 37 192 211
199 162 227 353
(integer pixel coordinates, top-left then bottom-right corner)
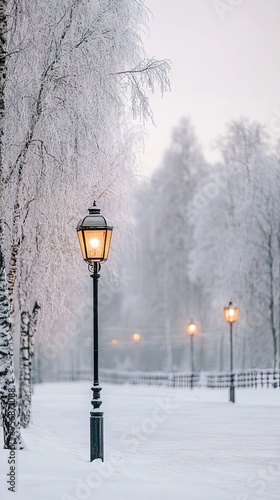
104 229 112 261
224 302 239 323
186 321 198 336
111 339 119 346
84 230 105 260
77 231 86 260
132 333 141 343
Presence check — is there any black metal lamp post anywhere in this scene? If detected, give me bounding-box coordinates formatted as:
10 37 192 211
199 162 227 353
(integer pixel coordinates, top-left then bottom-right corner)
131 332 141 370
76 201 113 462
186 320 198 389
224 301 239 403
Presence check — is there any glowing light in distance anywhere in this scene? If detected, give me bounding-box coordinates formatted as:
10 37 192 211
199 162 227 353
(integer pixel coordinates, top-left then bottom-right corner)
132 333 141 343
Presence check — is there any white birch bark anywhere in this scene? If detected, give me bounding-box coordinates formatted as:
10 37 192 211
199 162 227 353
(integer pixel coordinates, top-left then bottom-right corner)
18 310 30 427
0 242 22 448
19 301 40 427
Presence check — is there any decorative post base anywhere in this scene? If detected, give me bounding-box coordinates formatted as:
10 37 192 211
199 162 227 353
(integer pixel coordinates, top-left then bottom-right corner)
229 385 235 403
90 411 104 461
90 385 104 461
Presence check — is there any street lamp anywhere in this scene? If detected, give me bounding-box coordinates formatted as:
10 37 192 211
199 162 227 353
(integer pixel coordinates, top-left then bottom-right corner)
186 320 198 389
77 201 113 462
224 301 239 403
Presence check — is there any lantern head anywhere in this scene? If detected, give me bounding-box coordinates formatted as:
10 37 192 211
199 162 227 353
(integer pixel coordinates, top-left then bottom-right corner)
186 321 198 336
76 201 113 263
224 301 239 323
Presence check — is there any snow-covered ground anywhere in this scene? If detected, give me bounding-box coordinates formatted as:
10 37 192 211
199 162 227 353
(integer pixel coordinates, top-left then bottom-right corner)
1 382 280 499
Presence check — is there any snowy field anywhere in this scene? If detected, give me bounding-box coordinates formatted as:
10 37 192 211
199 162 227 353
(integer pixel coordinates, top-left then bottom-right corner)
0 382 280 500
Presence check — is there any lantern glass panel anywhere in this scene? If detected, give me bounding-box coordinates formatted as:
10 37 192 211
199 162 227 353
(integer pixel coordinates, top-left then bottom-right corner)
104 229 113 261
77 231 86 260
83 229 107 261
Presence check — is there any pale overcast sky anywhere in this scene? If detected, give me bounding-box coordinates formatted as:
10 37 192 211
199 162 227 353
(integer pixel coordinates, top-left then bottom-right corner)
141 0 280 173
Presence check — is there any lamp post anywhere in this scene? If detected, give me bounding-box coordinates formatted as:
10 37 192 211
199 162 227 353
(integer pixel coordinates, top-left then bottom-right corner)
224 301 239 403
76 201 113 462
131 333 141 370
186 320 198 389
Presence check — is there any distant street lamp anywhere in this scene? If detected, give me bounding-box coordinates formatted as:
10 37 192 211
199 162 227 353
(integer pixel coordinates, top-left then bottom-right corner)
186 320 198 389
224 301 239 403
77 201 113 462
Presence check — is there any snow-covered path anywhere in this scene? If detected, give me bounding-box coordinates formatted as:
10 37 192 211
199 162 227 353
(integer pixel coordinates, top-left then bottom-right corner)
1 382 280 499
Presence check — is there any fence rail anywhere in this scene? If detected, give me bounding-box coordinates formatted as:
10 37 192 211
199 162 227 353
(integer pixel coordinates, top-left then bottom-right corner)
34 368 280 388
206 370 280 389
100 369 280 388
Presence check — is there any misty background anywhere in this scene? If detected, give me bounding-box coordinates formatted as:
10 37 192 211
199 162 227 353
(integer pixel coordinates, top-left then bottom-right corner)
34 0 280 379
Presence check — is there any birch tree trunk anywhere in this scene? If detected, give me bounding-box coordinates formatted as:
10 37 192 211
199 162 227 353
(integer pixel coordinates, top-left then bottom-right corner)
29 301 40 381
0 244 22 448
18 310 30 427
19 301 40 427
0 0 22 449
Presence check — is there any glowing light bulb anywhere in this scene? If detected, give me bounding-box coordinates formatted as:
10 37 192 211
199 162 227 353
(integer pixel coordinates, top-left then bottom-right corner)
229 309 235 317
90 238 99 249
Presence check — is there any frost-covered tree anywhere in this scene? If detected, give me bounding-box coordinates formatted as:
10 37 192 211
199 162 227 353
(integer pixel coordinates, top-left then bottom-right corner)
191 118 280 370
3 0 170 308
0 0 170 434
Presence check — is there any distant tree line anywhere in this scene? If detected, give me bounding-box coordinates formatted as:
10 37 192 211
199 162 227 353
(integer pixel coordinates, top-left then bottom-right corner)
100 117 280 374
